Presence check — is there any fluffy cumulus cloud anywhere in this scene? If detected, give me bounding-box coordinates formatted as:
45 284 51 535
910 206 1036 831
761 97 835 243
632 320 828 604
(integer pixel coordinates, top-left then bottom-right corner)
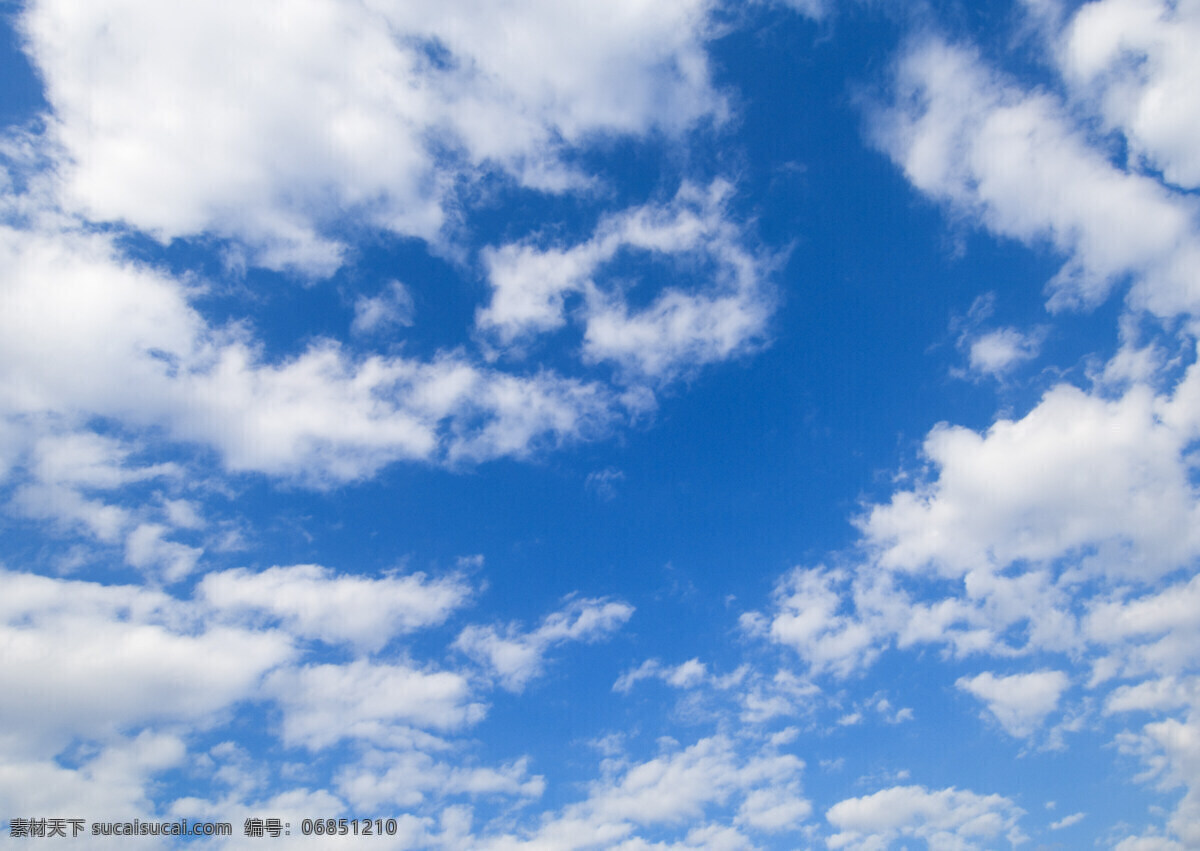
746 567 880 678
1056 0 1200 190
1087 573 1200 683
0 223 639 485
1135 716 1200 848
0 187 773 495
174 731 815 849
740 363 1200 843
468 735 811 849
871 34 1200 317
0 2 794 841
0 564 649 840
862 356 1200 580
0 0 775 494
0 731 191 828
753 560 1080 680
963 326 1044 377
265 659 487 750
795 7 1200 845
956 670 1070 738
825 785 1025 850
19 0 724 273
199 564 472 651
0 569 293 757
8 429 180 549
950 293 1047 379
750 349 1200 687
336 749 546 812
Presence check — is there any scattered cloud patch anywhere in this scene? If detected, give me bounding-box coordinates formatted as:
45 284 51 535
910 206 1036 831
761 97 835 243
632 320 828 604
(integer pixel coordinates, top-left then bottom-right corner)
1056 0 1200 189
965 326 1045 377
825 784 1026 850
1050 811 1085 830
456 596 634 691
265 660 486 750
200 564 472 651
871 35 1200 317
585 467 626 501
614 657 710 693
862 358 1200 580
956 669 1070 738
352 280 416 335
0 569 293 756
479 180 777 382
18 0 726 274
747 567 880 678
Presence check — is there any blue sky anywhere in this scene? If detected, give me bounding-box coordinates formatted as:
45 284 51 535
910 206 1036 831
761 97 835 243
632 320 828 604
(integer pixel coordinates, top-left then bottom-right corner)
2 0 1199 848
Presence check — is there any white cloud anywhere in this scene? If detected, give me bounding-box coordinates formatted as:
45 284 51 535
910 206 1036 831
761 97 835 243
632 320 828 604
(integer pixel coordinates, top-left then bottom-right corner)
735 669 821 725
861 360 1200 580
456 596 634 691
1049 811 1085 829
1057 0 1200 189
6 5 1200 848
162 497 205 530
0 226 203 422
825 785 1025 850
736 784 813 832
665 658 709 688
965 326 1044 377
1 560 669 845
124 522 204 581
586 736 800 828
870 695 915 724
352 280 415 335
12 480 132 543
26 431 178 490
1106 677 1200 715
0 224 633 484
956 669 1070 738
752 543 1115 682
199 564 472 651
745 353 1200 697
1116 710 1200 849
478 181 776 382
0 13 773 493
2 426 207 581
614 658 709 693
172 785 383 850
0 569 293 757
949 293 1047 379
19 0 724 274
871 36 1200 318
336 749 545 812
1113 836 1188 851
751 567 881 678
473 735 809 849
0 730 189 823
1086 574 1200 681
616 655 822 729
265 659 487 750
